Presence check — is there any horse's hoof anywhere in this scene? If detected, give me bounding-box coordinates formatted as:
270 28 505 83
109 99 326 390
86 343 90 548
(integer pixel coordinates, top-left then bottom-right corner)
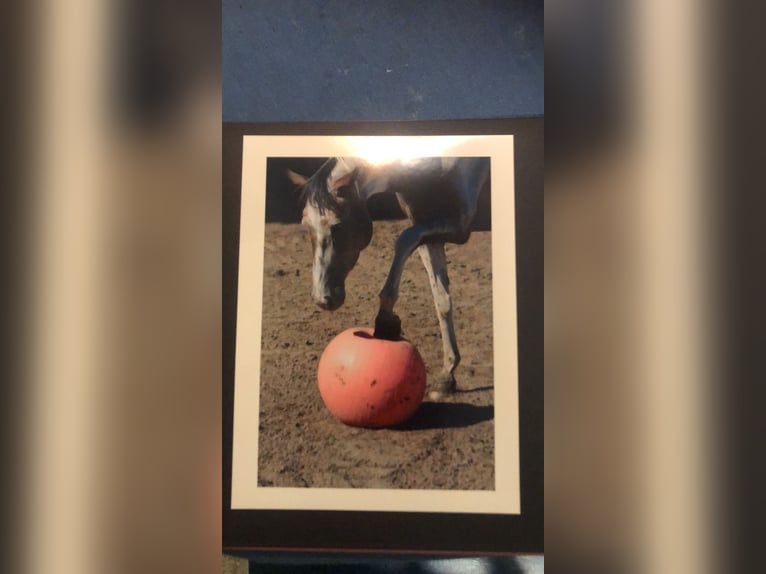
373 310 402 341
429 373 457 400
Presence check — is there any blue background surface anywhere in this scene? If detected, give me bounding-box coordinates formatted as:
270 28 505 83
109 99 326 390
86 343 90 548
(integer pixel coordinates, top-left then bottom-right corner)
223 0 543 122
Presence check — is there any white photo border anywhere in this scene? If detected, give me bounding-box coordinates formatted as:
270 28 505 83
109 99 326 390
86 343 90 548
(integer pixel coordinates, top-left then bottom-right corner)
231 135 519 514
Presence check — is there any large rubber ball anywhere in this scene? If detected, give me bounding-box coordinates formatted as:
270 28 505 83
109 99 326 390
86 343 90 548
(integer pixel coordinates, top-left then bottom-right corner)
317 328 427 427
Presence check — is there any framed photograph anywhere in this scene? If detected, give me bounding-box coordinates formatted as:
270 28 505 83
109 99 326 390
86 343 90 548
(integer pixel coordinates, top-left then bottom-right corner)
223 119 542 554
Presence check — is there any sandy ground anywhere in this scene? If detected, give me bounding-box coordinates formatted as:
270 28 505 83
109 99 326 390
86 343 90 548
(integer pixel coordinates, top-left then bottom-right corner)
257 220 494 490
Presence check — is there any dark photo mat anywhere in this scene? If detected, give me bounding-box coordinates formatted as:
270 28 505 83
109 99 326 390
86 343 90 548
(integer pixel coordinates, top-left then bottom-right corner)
223 118 543 554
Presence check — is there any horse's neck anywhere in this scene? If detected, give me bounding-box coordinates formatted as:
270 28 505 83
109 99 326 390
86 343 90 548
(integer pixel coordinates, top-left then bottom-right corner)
332 158 392 201
327 157 381 201
340 157 461 201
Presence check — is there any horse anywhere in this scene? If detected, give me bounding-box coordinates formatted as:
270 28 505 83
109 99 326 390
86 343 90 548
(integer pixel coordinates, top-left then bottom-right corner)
287 156 490 397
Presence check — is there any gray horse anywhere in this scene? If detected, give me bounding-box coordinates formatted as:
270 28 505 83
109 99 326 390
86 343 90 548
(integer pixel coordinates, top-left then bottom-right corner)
288 156 490 397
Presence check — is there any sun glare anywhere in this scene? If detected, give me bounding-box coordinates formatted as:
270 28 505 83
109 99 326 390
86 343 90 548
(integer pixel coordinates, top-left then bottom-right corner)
347 136 476 165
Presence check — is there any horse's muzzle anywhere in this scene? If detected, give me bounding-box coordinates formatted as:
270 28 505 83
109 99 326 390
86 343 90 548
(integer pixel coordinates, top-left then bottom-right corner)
316 296 343 311
315 290 345 311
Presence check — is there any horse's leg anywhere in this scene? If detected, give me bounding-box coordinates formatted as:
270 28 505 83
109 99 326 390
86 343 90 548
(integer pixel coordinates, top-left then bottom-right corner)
373 225 426 340
418 243 460 398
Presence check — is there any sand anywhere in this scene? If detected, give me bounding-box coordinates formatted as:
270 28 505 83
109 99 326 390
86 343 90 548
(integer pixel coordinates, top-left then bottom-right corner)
257 219 494 490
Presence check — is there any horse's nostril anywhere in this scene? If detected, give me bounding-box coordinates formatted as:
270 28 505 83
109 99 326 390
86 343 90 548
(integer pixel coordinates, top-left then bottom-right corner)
316 295 343 311
316 295 332 309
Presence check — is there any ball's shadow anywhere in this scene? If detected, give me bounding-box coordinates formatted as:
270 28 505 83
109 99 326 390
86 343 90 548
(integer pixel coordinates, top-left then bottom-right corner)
393 401 494 431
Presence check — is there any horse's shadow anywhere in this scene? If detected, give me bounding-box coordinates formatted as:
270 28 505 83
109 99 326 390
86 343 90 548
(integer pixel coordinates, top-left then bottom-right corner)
392 401 494 431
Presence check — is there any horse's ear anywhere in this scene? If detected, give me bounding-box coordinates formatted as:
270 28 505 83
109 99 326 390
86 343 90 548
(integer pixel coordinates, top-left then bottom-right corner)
287 170 307 187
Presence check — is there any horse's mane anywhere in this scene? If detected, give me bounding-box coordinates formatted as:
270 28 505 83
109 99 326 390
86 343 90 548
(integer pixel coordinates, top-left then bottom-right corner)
299 157 339 214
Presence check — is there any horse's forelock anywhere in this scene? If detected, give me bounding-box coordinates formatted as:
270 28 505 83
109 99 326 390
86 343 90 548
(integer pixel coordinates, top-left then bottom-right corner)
300 158 340 216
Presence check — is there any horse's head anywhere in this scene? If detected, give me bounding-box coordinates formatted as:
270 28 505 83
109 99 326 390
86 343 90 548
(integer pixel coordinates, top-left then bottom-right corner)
288 160 372 311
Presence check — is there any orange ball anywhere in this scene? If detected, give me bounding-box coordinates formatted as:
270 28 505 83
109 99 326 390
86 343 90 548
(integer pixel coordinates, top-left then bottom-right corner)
317 328 427 428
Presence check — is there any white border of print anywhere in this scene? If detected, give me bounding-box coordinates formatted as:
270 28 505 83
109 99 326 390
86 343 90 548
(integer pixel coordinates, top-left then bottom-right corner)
231 135 519 514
